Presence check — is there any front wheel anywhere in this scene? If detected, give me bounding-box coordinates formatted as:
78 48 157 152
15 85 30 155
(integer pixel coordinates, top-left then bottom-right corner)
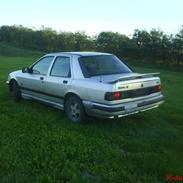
11 80 21 102
65 96 86 122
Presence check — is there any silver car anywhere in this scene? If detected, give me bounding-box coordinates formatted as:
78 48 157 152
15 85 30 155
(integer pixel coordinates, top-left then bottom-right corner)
6 52 164 122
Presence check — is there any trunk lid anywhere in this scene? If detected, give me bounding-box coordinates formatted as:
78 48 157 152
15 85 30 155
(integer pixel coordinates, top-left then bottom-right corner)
90 73 161 101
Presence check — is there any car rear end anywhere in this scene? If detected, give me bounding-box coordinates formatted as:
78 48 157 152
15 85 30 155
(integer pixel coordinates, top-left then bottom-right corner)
83 74 164 118
77 53 164 118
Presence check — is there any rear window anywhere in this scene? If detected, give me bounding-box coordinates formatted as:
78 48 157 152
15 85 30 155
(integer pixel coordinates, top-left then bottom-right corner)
78 55 132 77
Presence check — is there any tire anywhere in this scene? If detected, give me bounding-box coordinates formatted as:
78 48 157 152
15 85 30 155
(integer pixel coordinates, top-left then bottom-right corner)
12 80 21 102
65 95 86 122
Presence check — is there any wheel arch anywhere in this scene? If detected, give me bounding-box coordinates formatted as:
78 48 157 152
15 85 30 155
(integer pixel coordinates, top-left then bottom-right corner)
64 92 82 109
9 78 18 92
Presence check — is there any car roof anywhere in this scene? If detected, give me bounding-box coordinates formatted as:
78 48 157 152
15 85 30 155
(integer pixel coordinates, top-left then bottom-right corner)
45 52 112 57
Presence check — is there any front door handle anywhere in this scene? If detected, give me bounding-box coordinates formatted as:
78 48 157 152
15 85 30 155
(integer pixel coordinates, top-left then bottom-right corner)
40 77 44 80
63 80 68 84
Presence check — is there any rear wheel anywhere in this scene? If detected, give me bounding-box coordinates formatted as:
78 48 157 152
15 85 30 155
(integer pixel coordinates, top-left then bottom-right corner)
65 95 86 122
11 80 21 102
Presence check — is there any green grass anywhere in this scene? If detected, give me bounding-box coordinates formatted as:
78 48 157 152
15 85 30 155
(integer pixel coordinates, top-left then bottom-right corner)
0 56 183 183
0 43 43 57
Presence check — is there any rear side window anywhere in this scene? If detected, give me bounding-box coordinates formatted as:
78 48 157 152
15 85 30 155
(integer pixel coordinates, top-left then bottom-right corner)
50 56 70 77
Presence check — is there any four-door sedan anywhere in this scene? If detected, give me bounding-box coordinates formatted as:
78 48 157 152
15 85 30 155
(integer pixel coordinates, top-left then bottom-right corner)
6 52 164 122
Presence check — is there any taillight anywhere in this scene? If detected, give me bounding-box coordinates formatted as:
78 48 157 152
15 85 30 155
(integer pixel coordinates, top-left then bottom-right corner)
155 85 161 92
114 92 121 98
105 91 122 101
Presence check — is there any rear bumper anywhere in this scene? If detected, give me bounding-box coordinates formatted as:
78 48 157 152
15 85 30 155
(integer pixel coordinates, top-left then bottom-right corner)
83 94 164 118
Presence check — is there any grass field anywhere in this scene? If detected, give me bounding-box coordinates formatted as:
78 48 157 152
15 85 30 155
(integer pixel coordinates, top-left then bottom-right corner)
0 56 183 183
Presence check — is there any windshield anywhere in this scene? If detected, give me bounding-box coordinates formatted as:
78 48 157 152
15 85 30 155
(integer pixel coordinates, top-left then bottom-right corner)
78 55 132 77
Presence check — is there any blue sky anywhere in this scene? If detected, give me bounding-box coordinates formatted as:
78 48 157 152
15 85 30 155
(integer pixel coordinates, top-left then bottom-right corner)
0 0 182 36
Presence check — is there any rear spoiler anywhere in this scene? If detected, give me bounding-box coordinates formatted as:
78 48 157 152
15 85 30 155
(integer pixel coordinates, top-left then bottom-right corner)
107 73 160 84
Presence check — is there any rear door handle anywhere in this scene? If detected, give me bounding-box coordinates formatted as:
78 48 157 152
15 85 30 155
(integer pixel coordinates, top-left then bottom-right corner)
63 80 68 84
40 77 44 80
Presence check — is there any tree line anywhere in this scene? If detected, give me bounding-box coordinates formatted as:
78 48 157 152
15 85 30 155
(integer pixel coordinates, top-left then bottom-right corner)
0 25 183 70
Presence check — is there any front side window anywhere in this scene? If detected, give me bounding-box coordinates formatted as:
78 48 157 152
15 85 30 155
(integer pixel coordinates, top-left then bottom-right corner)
79 55 132 77
50 56 70 77
32 56 54 75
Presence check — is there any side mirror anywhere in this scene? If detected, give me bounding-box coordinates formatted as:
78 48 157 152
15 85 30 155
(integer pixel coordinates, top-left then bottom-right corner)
22 67 32 73
22 68 27 73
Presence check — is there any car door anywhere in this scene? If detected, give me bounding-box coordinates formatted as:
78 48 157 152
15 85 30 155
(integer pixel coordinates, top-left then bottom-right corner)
20 56 54 99
44 56 72 105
